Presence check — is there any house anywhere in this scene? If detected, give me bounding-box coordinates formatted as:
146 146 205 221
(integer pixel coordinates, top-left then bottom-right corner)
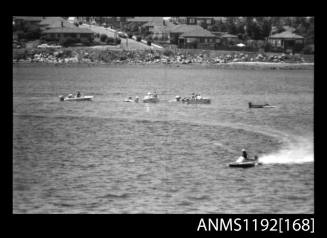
268 31 304 52
142 20 176 41
169 24 204 44
41 27 94 44
220 33 240 46
171 17 216 27
170 17 187 24
125 17 163 35
13 16 43 31
39 17 76 31
178 28 217 49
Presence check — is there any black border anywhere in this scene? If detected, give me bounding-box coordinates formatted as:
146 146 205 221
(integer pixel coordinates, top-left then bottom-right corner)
9 12 322 237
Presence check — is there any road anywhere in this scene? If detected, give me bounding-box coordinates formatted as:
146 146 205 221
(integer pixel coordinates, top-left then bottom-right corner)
80 24 162 50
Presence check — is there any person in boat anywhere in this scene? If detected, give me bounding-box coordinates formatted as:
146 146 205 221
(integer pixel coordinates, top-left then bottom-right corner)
135 96 139 103
196 93 202 100
76 91 81 98
176 95 181 102
248 102 252 108
236 149 248 163
242 149 248 160
191 93 195 99
153 91 158 98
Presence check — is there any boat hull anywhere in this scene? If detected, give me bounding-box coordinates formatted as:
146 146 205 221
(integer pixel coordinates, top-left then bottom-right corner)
61 96 93 101
182 98 211 104
249 104 275 108
143 96 159 103
229 161 261 168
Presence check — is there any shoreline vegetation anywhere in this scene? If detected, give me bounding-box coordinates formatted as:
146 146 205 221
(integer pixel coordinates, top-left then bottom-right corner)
13 48 314 70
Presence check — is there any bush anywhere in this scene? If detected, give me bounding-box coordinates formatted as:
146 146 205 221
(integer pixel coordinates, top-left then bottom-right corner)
303 44 314 54
106 37 121 45
294 42 304 53
162 49 174 57
136 36 142 41
62 49 73 58
100 34 108 42
115 38 121 44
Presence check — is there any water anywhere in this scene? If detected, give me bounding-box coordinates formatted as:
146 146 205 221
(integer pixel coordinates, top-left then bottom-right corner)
13 64 314 213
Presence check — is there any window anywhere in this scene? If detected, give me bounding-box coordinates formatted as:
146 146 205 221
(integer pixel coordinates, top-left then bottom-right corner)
206 19 212 24
189 18 195 24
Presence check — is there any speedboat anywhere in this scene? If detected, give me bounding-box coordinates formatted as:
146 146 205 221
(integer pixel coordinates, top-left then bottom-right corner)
124 97 134 102
143 92 159 103
179 97 211 104
124 96 140 103
229 161 262 168
248 102 275 108
59 95 93 101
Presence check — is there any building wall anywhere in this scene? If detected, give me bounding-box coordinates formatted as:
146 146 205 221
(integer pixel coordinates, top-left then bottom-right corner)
179 37 216 49
44 32 94 42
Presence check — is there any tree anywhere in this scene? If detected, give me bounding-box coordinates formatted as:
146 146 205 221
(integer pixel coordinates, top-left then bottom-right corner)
226 17 237 34
200 21 208 29
261 18 272 38
245 17 272 40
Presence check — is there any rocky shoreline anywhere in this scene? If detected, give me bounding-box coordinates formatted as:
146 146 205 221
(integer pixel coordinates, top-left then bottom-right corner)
13 48 314 70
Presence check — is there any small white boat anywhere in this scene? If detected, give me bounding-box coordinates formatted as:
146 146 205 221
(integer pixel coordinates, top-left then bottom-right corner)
143 93 159 103
59 95 93 101
124 97 134 102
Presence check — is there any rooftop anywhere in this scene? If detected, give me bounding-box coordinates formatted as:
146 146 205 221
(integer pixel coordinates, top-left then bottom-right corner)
179 28 216 38
127 17 164 23
269 31 304 39
170 24 204 33
221 33 239 38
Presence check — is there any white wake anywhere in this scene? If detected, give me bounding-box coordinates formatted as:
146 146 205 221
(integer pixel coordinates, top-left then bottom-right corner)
259 137 313 164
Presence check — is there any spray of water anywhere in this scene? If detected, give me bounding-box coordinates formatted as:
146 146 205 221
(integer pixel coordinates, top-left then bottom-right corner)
259 137 313 164
206 121 313 165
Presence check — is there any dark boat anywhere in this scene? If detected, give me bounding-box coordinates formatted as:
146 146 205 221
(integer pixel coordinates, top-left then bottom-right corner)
248 102 275 108
228 161 261 168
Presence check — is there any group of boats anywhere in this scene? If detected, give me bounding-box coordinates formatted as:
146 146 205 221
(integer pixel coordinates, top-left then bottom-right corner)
59 92 273 168
123 92 211 104
59 92 276 110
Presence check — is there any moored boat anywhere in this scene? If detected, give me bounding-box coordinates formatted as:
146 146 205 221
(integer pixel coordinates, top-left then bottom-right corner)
59 95 93 101
248 102 275 108
143 92 159 103
183 98 211 104
176 94 211 104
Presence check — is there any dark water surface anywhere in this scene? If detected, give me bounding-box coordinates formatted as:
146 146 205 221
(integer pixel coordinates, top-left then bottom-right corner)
13 65 313 213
